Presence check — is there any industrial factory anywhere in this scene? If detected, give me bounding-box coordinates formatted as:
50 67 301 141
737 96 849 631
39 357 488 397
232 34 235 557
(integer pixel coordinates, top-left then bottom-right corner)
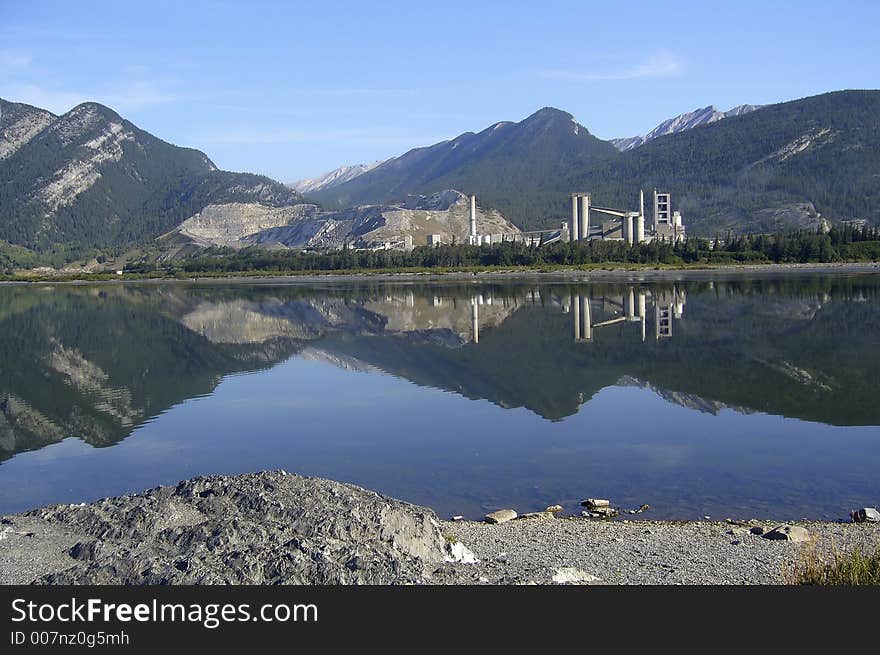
564 189 685 244
460 189 685 248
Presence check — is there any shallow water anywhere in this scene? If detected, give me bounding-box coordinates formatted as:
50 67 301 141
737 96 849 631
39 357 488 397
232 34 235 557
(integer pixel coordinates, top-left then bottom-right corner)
1 274 878 520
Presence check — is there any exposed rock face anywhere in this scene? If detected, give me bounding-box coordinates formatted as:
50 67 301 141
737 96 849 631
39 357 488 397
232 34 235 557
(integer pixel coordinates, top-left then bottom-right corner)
176 203 322 248
0 99 56 160
611 104 762 151
170 189 521 251
0 471 452 584
755 127 837 165
748 203 825 233
292 162 383 193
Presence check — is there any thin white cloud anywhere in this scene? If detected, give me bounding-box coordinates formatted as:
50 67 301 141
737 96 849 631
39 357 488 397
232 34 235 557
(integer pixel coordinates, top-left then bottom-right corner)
0 81 181 114
544 51 684 81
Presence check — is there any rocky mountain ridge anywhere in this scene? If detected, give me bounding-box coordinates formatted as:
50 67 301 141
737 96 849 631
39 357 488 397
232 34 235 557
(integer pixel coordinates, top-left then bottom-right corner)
291 161 383 193
611 104 762 151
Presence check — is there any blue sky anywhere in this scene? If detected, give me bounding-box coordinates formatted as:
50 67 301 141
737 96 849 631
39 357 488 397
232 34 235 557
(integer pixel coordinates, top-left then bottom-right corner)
1 0 878 182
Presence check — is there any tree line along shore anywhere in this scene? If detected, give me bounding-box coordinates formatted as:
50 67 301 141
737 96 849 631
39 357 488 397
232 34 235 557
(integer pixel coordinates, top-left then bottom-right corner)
2 226 879 282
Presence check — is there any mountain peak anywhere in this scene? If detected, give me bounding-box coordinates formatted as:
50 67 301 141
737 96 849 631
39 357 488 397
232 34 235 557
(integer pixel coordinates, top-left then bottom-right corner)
524 106 574 122
65 102 122 122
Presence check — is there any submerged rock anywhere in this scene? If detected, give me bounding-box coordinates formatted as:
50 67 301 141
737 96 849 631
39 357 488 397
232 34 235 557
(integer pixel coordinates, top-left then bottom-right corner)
1 471 455 584
582 507 619 519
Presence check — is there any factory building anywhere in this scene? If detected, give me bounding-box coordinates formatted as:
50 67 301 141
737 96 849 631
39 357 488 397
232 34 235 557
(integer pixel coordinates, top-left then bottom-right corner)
567 189 685 244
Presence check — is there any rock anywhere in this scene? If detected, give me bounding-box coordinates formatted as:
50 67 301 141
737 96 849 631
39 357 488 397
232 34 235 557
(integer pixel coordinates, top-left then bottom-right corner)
581 507 618 519
484 509 517 524
444 540 479 564
749 526 765 535
517 511 555 520
851 508 880 523
762 524 811 543
544 505 564 513
451 515 464 522
581 499 610 509
551 567 600 584
4 471 453 584
68 540 105 561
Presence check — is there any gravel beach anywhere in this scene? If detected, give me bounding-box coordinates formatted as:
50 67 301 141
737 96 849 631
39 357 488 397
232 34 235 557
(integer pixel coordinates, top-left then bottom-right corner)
434 517 880 585
2 471 877 585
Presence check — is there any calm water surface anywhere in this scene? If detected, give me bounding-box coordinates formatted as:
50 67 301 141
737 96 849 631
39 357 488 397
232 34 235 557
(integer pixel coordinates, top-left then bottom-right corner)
1 274 878 519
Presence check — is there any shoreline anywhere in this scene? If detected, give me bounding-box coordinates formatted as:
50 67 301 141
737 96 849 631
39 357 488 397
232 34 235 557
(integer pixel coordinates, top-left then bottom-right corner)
1 261 878 286
1 471 877 585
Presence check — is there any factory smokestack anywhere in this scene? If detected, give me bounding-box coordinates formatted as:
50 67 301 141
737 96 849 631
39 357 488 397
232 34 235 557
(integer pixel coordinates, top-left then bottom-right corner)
469 194 477 243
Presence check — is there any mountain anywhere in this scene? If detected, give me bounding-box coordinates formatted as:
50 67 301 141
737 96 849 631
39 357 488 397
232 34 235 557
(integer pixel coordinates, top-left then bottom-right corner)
4 90 879 264
566 90 880 234
0 99 304 262
314 93 880 234
611 104 762 151
311 107 620 230
291 161 383 193
318 91 879 235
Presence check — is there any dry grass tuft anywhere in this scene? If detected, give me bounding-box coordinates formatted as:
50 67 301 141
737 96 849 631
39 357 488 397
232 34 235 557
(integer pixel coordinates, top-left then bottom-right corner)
787 543 880 585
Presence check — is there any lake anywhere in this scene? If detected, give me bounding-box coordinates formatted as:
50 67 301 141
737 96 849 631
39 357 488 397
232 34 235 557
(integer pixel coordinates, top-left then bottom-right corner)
1 273 878 520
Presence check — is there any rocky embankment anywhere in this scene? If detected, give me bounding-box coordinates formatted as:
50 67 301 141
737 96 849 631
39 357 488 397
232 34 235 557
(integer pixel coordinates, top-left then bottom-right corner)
1 471 878 585
0 471 474 585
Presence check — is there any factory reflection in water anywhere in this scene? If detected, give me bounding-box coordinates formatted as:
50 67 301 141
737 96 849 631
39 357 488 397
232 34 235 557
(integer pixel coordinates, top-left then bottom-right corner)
468 284 686 344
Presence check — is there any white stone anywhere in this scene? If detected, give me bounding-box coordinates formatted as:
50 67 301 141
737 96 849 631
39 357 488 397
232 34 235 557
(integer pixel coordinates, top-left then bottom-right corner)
444 540 479 564
552 567 600 585
485 509 517 524
762 524 812 543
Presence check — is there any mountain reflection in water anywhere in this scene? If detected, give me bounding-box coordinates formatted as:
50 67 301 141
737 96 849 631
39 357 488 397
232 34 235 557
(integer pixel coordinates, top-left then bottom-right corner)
1 275 878 519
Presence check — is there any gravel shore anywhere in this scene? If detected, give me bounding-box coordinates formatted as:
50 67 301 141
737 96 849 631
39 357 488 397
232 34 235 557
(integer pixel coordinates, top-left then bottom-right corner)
2 471 878 585
2 261 877 286
434 517 880 585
